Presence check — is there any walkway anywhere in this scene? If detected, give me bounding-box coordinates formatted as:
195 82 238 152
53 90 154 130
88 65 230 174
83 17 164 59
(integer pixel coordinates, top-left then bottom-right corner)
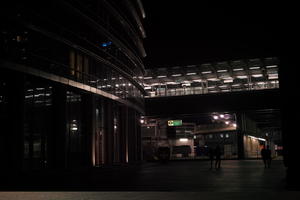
2 160 300 199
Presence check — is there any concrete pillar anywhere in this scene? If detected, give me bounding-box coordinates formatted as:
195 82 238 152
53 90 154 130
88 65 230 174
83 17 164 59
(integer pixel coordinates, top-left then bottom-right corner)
279 55 300 188
236 113 245 159
49 83 67 169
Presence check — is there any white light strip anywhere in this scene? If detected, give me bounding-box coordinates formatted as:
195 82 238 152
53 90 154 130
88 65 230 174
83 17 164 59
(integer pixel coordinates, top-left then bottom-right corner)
222 77 233 80
144 86 151 90
233 68 243 71
157 75 167 78
224 79 233 83
268 76 278 80
237 75 248 79
172 74 182 77
179 138 188 142
252 74 263 78
165 82 177 85
217 69 227 73
202 71 212 74
268 73 278 75
266 65 277 68
186 72 197 76
232 84 241 87
219 85 228 88
249 67 260 70
207 78 219 81
192 79 202 82
144 77 152 79
248 135 266 141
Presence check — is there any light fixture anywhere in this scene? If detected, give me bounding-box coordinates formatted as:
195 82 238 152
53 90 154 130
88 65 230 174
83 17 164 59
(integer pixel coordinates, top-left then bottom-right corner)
249 67 260 70
172 74 182 77
144 77 152 79
207 78 220 81
186 72 197 76
179 138 188 142
219 85 228 88
220 114 224 118
213 115 219 120
224 79 233 83
236 75 248 79
248 135 266 141
266 65 277 68
157 75 167 78
252 74 263 78
140 119 145 124
202 71 212 74
192 79 202 82
217 69 227 73
233 68 243 71
225 121 230 125
233 123 237 128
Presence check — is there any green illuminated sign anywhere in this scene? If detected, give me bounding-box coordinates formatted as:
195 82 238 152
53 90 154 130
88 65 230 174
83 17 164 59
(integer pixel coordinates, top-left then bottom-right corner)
168 120 182 126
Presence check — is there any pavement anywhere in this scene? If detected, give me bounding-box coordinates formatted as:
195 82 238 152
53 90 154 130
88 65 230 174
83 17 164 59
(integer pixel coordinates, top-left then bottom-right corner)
1 160 300 199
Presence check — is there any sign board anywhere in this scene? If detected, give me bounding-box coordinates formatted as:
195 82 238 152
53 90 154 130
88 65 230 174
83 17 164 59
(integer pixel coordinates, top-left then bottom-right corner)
168 120 182 126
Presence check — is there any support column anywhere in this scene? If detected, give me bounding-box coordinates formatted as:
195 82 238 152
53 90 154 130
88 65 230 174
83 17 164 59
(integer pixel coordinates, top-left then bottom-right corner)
82 93 95 167
236 112 245 159
103 99 114 164
49 84 67 169
6 72 25 172
279 55 300 188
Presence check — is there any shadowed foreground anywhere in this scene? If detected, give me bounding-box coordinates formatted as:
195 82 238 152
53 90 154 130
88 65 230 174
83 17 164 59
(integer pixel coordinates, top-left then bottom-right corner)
1 160 287 192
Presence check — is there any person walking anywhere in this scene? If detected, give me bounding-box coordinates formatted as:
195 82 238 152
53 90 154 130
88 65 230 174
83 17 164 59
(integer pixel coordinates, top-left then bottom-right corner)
265 145 272 168
214 145 221 169
208 146 214 169
261 145 268 168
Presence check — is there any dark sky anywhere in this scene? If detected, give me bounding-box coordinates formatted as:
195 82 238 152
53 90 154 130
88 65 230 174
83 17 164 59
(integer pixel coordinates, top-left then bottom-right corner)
142 2 281 68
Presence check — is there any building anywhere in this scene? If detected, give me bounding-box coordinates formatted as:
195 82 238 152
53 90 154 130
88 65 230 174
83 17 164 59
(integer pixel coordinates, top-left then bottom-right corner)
141 58 281 160
0 0 147 171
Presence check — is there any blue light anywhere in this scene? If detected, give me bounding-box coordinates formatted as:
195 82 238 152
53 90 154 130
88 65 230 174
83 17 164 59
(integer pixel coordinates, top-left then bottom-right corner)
101 41 112 47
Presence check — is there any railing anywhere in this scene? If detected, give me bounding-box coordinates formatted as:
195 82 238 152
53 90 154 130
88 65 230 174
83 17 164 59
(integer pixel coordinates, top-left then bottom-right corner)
2 50 145 109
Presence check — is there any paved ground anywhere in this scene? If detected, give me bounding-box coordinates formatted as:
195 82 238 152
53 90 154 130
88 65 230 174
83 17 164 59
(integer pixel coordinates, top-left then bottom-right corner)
2 160 300 199
1 160 288 191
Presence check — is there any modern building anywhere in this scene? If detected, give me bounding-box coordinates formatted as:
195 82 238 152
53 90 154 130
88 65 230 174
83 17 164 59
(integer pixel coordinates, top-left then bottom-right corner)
0 0 147 171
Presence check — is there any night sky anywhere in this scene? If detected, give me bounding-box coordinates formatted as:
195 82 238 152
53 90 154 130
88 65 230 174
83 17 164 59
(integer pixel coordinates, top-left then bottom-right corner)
142 2 281 68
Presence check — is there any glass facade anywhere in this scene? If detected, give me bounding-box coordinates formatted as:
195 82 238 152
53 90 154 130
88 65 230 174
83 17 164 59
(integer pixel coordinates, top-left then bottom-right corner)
0 0 147 171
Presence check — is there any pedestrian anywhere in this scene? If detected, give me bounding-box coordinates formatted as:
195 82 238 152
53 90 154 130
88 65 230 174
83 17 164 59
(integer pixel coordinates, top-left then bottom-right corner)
208 146 214 169
214 145 221 169
265 145 272 168
261 145 268 168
